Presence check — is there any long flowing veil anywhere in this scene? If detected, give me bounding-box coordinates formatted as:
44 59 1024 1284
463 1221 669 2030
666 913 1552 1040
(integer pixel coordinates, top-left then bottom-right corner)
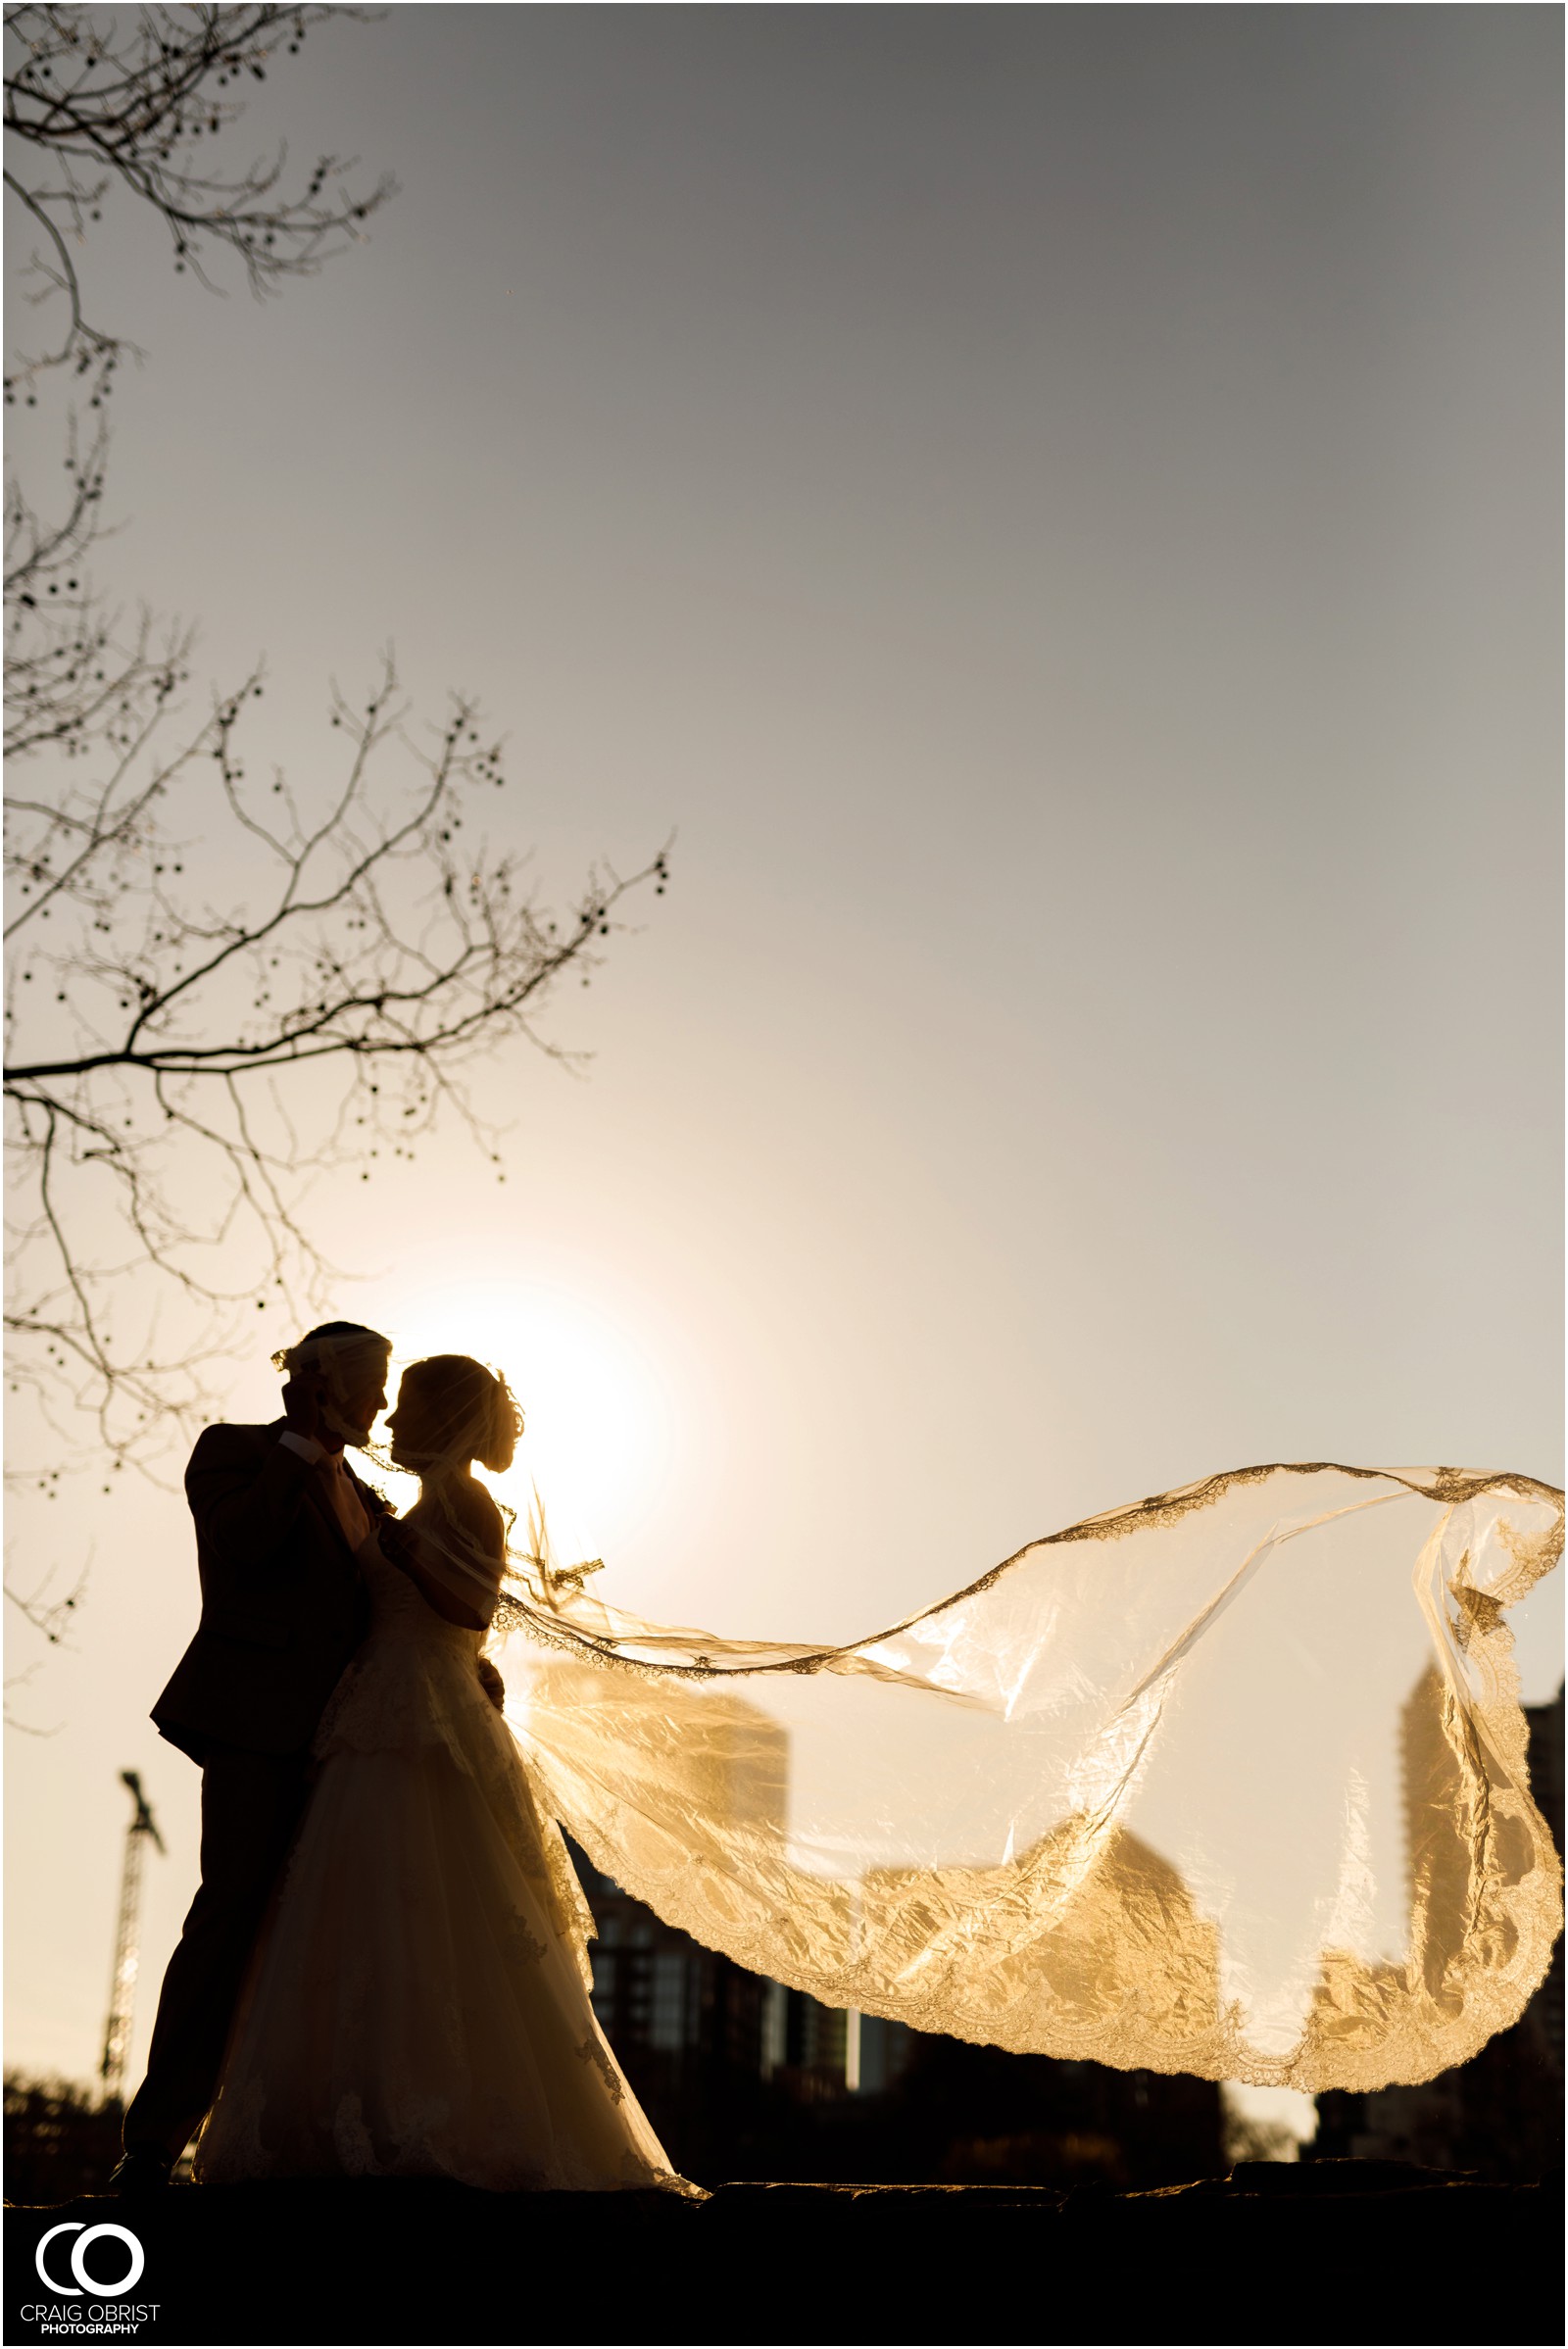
474 1461 1561 2093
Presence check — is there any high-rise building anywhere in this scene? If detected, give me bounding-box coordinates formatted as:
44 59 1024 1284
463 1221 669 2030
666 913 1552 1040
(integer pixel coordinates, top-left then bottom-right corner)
568 1835 909 2175
1312 1683 1564 2176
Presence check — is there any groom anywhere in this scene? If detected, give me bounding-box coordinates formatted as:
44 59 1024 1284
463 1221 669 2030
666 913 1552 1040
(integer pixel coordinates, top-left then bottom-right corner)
114 1320 497 2191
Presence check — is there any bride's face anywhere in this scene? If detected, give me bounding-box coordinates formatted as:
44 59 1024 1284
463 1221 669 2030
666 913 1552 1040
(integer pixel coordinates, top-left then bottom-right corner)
385 1377 450 1471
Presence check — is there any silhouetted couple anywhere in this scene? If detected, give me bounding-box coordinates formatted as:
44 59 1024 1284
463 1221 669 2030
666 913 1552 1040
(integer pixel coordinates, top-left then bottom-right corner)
117 1329 1563 2191
115 1325 690 2193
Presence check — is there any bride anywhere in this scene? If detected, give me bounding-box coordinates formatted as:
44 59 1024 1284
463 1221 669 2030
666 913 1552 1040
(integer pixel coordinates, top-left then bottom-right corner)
194 1352 693 2193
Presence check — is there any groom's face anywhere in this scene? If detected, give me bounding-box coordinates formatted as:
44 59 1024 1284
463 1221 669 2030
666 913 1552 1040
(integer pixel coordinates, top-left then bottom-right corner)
340 1373 389 1444
315 1365 388 1449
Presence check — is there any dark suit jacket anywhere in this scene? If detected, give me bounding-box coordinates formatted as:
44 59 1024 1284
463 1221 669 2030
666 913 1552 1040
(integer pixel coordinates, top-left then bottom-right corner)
153 1420 391 1763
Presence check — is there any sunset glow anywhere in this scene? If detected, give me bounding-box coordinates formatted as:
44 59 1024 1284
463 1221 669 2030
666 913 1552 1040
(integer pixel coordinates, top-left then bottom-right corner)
383 1272 685 1573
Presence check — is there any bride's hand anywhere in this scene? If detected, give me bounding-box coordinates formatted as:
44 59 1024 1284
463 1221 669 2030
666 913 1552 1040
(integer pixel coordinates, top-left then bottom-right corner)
375 1514 416 1572
475 1658 506 1713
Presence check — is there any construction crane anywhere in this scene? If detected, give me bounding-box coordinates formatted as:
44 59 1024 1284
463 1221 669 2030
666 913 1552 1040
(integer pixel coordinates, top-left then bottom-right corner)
99 1770 165 2106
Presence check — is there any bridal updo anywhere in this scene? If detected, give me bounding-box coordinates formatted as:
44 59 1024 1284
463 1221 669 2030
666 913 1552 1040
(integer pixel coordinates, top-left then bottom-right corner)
400 1354 520 1474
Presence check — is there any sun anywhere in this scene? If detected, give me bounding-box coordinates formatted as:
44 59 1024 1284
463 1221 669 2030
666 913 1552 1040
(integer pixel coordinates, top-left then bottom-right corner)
377 1272 680 1573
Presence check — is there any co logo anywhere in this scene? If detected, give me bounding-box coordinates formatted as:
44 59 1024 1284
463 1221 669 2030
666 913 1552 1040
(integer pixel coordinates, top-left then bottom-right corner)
34 2222 145 2296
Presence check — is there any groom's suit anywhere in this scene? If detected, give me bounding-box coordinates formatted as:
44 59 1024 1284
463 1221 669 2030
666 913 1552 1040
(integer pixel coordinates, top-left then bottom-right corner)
123 1419 391 2163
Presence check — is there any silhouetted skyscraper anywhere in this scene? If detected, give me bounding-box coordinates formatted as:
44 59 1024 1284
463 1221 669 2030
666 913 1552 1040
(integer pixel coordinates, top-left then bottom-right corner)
1313 1683 1564 2177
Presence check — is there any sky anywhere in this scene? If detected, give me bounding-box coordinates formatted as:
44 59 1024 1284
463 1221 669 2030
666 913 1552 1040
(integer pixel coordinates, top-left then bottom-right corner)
4 6 1561 2150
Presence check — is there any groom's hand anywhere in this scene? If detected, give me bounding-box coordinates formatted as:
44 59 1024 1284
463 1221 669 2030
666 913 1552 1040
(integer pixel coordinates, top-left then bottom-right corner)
476 1658 506 1714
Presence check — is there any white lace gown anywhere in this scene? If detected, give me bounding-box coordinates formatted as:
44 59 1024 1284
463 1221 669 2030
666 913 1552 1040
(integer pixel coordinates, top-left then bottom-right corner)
194 1540 692 2192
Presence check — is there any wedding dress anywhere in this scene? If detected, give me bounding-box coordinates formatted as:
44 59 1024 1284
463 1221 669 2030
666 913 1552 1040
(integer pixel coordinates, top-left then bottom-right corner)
193 1534 692 2192
492 1461 1563 2094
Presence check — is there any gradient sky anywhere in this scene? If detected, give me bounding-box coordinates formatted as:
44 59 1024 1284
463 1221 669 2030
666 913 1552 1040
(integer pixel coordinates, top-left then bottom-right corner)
5 6 1561 2140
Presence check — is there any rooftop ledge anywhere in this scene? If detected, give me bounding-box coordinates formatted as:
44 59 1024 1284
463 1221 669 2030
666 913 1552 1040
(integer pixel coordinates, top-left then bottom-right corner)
6 2165 1559 2349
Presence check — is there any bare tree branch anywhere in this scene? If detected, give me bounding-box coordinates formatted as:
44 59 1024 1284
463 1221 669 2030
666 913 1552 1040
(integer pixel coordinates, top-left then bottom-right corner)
3 13 672 1526
5 649 670 1478
4 1550 88 1728
4 5 394 394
